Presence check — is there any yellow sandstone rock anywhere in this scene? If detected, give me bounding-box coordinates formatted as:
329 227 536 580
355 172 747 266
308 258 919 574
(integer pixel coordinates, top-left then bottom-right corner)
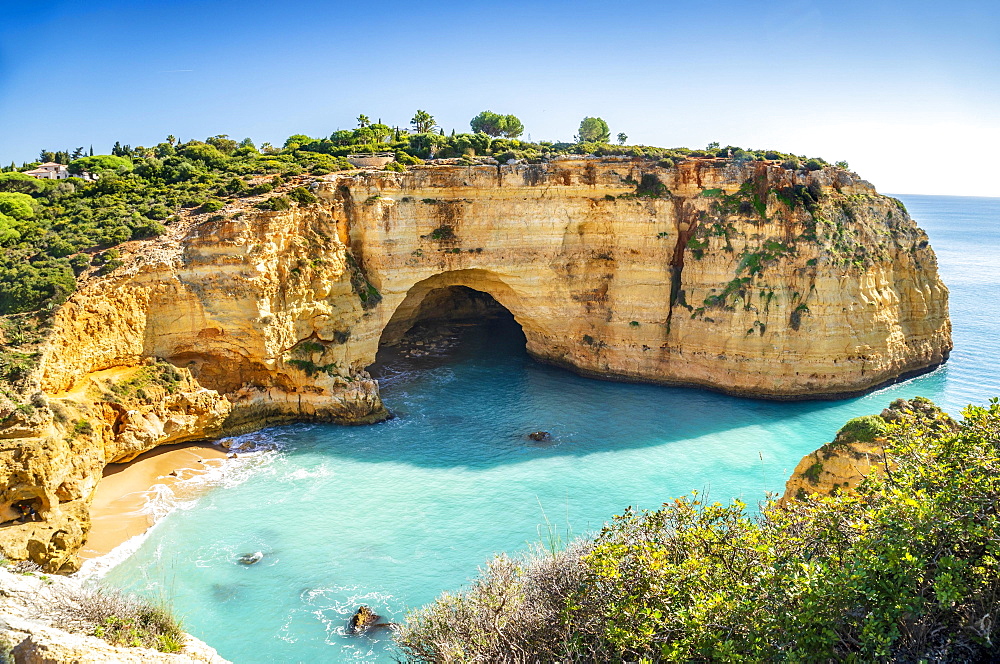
0 157 952 569
780 397 957 504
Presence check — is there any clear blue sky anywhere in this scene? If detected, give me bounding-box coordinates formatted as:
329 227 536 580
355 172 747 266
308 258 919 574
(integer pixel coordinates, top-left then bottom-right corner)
2 0 998 195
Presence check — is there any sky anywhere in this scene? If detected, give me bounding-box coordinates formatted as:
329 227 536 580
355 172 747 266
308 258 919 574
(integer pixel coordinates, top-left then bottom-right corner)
1 0 998 196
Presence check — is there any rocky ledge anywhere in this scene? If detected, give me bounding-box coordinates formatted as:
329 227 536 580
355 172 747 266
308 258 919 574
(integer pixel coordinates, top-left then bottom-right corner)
0 566 228 663
781 397 957 503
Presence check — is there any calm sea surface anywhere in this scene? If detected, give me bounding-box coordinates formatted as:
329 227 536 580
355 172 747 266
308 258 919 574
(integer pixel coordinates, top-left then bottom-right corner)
98 194 1000 662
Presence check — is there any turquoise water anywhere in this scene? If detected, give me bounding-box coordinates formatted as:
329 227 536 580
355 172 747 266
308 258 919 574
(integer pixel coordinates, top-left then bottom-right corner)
99 194 1000 663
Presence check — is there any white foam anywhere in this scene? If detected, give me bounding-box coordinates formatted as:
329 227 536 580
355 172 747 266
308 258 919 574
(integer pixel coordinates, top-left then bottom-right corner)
76 429 287 580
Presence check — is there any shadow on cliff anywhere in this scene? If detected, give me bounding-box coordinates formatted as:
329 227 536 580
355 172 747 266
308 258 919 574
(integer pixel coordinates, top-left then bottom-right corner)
242 312 947 473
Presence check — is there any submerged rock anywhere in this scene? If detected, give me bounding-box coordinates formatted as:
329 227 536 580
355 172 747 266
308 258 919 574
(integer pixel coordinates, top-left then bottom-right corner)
238 551 263 565
527 431 551 442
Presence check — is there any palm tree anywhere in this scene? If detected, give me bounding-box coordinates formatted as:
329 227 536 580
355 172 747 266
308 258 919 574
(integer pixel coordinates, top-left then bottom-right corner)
410 110 436 134
357 114 370 128
166 135 177 146
617 133 628 145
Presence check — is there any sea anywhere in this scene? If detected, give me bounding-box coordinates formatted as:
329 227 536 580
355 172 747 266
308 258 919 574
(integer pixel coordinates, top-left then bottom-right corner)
90 194 1000 662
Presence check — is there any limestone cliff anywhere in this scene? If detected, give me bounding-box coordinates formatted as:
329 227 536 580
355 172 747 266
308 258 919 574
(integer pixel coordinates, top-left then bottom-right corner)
0 157 951 569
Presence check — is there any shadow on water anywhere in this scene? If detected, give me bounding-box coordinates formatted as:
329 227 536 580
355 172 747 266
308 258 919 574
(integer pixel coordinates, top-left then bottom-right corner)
270 305 952 471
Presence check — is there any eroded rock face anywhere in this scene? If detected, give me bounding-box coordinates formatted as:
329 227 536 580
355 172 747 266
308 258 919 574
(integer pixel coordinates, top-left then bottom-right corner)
338 159 950 398
0 157 951 568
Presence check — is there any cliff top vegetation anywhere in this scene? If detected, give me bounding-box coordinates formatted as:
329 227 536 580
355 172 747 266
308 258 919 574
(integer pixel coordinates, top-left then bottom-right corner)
397 397 1000 662
0 110 841 384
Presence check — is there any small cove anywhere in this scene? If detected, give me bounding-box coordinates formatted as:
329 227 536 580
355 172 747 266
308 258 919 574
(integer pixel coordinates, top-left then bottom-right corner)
98 194 1000 663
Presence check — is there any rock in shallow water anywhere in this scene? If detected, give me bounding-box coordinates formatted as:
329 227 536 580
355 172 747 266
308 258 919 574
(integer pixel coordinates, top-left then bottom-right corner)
238 551 263 565
347 605 380 635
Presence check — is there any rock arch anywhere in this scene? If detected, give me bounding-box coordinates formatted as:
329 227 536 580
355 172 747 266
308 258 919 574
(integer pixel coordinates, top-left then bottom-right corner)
375 269 542 352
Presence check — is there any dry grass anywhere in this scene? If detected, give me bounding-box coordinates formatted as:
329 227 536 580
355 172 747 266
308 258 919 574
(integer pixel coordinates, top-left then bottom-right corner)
40 582 184 653
395 540 594 663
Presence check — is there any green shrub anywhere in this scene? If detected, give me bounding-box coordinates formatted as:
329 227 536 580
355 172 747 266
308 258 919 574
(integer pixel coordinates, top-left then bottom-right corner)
198 199 225 213
48 585 184 653
399 398 1000 662
257 195 291 211
835 414 888 443
385 161 406 172
636 173 666 198
395 151 423 166
287 187 317 205
0 192 36 219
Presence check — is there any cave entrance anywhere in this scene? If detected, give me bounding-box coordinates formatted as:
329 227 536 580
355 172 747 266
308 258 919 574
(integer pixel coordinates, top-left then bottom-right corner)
373 284 527 370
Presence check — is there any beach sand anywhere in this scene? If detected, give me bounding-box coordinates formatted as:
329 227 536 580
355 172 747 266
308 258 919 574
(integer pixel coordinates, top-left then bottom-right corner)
80 443 230 559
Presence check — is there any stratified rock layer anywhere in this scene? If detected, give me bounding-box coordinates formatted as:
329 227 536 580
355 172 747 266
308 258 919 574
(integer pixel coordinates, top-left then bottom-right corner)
0 157 951 569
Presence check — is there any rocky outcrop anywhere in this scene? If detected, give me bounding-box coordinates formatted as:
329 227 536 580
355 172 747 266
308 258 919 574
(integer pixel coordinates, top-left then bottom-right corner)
0 157 951 569
0 362 231 572
0 567 228 663
781 397 957 503
341 159 950 397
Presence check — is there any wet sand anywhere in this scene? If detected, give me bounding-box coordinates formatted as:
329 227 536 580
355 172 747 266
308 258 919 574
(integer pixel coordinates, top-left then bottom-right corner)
80 443 229 559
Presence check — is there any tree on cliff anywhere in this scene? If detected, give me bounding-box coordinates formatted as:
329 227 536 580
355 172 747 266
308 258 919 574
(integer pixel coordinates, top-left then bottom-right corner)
410 110 436 134
577 117 610 143
617 132 628 145
470 111 524 139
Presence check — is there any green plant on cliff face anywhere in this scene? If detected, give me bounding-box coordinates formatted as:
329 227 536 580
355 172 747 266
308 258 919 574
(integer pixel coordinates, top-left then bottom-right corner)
293 340 326 356
803 459 824 484
398 397 1000 662
428 226 455 241
256 194 291 211
685 236 708 260
635 173 667 198
287 186 317 205
836 414 889 444
286 358 338 377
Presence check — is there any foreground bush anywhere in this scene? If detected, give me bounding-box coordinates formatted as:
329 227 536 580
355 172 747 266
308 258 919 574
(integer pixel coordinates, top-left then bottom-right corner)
397 398 1000 662
48 584 184 652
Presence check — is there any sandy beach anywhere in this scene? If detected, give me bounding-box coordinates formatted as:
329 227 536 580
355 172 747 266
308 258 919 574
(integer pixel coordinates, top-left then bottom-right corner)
80 443 230 559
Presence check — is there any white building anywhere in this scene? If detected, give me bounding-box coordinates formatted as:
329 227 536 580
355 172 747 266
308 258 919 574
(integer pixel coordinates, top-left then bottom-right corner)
24 162 70 179
23 162 97 181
